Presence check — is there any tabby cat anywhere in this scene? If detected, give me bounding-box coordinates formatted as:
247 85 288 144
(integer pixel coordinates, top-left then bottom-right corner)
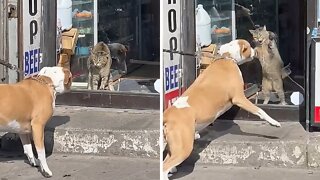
249 26 286 105
87 42 114 90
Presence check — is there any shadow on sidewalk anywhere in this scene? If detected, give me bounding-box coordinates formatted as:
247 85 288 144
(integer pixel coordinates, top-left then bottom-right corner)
164 115 280 180
0 116 70 165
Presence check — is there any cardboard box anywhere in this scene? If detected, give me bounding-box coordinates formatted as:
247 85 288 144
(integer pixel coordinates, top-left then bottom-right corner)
201 44 216 54
61 28 79 55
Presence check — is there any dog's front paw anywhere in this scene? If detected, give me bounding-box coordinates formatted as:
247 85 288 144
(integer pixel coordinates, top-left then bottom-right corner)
194 132 201 140
269 120 281 127
169 166 177 173
40 166 53 178
28 157 38 167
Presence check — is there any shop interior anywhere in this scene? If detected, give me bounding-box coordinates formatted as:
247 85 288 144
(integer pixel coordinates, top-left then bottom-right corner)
69 0 159 93
196 0 305 106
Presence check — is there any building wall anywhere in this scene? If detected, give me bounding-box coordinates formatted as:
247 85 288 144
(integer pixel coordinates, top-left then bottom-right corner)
0 1 8 83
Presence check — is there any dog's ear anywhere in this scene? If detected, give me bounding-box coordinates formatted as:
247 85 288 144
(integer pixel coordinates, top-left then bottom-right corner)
241 44 248 54
38 67 48 76
249 29 255 35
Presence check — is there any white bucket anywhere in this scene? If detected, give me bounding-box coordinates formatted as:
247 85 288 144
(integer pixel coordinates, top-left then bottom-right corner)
57 0 72 31
196 4 211 47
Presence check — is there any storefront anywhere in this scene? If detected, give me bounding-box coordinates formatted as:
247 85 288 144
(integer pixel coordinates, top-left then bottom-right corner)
0 0 160 110
57 0 160 109
163 0 320 129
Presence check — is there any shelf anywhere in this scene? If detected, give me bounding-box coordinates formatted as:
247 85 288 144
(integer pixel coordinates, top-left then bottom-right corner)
78 27 94 34
211 16 231 22
212 33 232 38
73 17 93 22
72 1 93 6
78 33 94 36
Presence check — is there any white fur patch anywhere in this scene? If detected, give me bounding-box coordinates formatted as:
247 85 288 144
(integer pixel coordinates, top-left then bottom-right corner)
218 40 242 62
38 66 66 94
37 149 53 177
218 40 254 65
256 109 281 127
173 96 191 109
0 120 21 132
24 144 37 166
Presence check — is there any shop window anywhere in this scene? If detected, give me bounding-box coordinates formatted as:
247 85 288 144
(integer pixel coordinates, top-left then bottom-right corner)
196 0 305 106
69 0 159 93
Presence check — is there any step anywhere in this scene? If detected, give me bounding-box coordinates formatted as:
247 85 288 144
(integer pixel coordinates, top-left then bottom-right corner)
0 106 160 159
183 120 320 168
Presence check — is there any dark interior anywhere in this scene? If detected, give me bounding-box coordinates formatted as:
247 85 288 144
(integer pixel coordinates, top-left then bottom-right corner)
98 0 160 75
235 0 305 104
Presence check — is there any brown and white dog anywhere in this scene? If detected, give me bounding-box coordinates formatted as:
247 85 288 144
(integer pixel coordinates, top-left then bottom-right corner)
163 39 281 179
0 66 72 177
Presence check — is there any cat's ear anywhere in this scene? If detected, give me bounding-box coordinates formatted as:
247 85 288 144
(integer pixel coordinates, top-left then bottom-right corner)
249 30 255 35
263 25 267 31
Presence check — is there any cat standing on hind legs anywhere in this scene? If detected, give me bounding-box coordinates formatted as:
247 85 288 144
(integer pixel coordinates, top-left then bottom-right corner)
249 26 286 105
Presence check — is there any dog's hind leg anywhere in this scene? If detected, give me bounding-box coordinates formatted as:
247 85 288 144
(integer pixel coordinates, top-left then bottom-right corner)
19 133 37 167
163 124 194 180
163 153 177 174
232 95 281 127
31 121 53 177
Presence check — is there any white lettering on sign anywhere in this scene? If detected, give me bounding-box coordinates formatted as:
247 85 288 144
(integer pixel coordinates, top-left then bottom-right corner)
23 0 42 77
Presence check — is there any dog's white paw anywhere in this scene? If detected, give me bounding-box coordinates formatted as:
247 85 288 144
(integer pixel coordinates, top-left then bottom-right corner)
194 132 201 140
170 166 177 173
40 165 53 178
269 120 281 127
163 172 170 180
28 157 38 167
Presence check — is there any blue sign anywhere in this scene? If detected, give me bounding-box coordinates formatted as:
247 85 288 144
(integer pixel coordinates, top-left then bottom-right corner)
165 64 179 91
24 48 40 76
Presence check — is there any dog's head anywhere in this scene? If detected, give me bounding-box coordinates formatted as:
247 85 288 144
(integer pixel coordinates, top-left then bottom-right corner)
218 39 254 65
38 66 72 94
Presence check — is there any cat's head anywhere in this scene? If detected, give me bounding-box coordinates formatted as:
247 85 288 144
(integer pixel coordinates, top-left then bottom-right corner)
218 39 254 65
249 25 276 46
90 51 110 67
90 42 111 67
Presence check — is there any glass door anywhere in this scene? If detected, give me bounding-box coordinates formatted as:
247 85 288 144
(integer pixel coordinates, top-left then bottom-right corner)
70 0 97 89
235 0 305 107
196 0 236 45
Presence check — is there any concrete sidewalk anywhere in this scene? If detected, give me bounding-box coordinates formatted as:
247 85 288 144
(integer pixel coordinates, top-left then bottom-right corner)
0 153 159 180
184 120 320 168
171 165 320 180
0 106 160 159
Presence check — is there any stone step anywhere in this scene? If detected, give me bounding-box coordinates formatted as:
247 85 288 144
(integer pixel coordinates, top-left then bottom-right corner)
0 106 160 159
182 120 320 168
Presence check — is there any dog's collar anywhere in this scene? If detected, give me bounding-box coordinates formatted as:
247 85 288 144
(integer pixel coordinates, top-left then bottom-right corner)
213 56 238 64
28 75 55 90
29 76 57 103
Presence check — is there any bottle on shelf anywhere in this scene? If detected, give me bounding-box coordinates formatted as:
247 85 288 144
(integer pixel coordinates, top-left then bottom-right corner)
196 4 212 47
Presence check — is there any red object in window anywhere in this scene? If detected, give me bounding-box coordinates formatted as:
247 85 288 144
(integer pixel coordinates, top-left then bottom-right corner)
315 106 320 123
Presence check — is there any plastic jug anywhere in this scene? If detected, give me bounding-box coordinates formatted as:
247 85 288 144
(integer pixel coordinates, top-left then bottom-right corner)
57 0 72 31
196 4 211 47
